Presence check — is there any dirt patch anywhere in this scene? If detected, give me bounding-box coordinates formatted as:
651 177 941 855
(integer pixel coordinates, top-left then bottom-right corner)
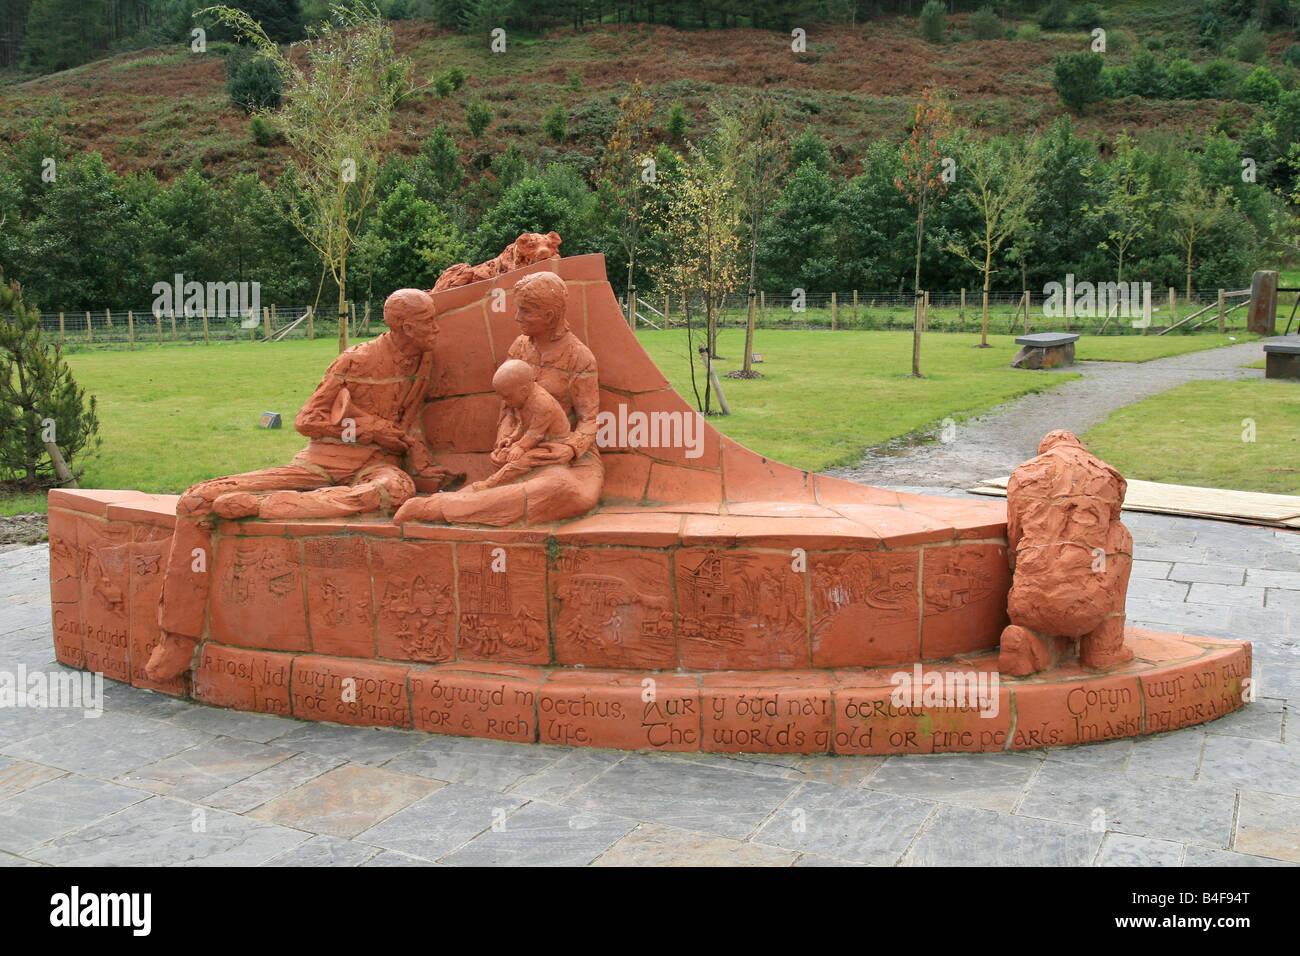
0 513 47 550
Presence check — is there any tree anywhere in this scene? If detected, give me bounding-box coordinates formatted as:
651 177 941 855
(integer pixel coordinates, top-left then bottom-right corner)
354 180 468 298
466 98 492 138
1169 171 1230 304
895 87 953 378
596 80 655 328
667 101 687 140
1087 133 1159 286
663 144 740 412
543 104 567 143
206 0 417 353
918 0 945 42
0 266 100 487
715 95 788 375
1053 52 1106 111
945 133 1041 347
226 46 284 112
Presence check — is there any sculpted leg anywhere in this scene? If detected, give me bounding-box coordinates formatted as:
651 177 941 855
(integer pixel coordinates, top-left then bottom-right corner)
257 464 415 519
1079 614 1132 669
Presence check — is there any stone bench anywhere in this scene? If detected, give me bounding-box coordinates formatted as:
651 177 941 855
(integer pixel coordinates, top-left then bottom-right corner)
1012 332 1080 369
1262 336 1300 380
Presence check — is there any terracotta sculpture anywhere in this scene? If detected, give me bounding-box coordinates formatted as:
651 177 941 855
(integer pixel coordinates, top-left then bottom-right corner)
393 270 602 527
472 359 572 491
998 430 1134 676
145 288 452 681
431 231 562 292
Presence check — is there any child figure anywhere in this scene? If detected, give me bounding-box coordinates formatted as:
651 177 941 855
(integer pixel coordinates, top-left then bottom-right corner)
473 359 572 491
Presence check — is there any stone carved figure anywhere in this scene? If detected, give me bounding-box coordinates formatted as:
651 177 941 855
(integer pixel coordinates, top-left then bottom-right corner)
999 430 1134 677
430 231 562 292
472 359 572 491
146 289 452 681
394 270 602 527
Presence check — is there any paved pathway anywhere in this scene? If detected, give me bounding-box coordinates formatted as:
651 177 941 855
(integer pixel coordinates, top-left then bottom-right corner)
0 498 1297 867
831 341 1266 489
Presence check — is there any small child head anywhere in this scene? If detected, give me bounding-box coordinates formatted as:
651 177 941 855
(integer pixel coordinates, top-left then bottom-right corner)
493 359 534 408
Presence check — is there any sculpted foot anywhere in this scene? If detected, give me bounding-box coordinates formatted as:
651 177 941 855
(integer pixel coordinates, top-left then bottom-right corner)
393 496 444 525
146 632 198 680
212 492 260 519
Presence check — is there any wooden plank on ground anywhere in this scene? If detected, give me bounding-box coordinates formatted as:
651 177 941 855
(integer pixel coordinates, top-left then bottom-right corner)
969 477 1300 528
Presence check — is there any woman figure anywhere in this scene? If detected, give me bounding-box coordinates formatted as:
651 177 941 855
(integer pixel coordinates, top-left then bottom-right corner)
393 270 603 526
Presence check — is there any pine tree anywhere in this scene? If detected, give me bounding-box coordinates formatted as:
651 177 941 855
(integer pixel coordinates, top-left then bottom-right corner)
0 266 100 487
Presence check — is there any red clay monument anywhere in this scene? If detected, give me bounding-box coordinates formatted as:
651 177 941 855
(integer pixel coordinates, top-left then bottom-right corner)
48 235 1252 754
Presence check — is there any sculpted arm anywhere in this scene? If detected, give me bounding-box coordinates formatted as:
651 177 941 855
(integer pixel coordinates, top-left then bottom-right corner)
562 361 600 460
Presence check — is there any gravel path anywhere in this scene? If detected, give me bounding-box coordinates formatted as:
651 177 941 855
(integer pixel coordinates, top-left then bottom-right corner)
829 341 1267 489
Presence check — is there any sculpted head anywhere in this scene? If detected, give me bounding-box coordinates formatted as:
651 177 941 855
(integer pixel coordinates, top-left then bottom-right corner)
492 358 535 409
384 288 439 354
513 271 568 340
1038 430 1083 455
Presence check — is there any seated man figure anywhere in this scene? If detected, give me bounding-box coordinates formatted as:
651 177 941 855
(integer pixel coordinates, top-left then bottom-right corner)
146 288 454 681
472 359 572 491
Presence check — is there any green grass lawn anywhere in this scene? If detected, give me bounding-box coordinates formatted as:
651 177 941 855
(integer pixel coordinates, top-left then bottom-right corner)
0 329 1261 515
1083 379 1300 495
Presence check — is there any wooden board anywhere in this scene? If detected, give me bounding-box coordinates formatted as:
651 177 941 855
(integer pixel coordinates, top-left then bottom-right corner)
969 477 1300 529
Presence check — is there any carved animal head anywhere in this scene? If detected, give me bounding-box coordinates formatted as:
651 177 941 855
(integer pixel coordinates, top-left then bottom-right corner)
510 231 562 266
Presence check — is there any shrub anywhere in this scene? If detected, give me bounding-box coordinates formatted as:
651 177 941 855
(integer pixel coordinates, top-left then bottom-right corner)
1202 59 1240 98
919 0 946 42
969 7 1001 40
1016 23 1041 41
249 115 276 146
1072 3 1103 30
1166 58 1210 98
225 49 282 113
1038 0 1069 30
1284 44 1300 68
466 98 491 137
667 101 687 139
1234 21 1267 62
1240 64 1282 103
1053 51 1106 110
543 104 567 143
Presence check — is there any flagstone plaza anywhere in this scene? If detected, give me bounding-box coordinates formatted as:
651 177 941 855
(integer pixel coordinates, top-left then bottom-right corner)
2 489 1297 867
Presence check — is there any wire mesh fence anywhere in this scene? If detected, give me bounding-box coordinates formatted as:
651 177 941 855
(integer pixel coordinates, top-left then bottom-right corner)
31 286 1267 352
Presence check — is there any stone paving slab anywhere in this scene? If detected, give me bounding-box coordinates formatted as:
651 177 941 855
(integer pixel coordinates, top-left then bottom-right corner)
0 499 1297 866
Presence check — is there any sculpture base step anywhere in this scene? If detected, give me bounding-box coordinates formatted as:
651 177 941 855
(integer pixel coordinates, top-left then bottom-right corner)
71 627 1250 755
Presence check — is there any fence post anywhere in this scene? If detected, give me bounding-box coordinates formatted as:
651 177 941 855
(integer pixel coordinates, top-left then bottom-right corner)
1023 291 1030 333
58 311 64 342
202 306 209 345
86 311 92 342
1218 289 1225 333
249 307 256 341
853 289 858 324
831 291 838 330
760 291 765 312
264 307 272 342
105 307 112 330
155 309 162 345
923 291 930 331
960 288 966 323
170 310 177 341
1169 286 1175 320
127 310 134 350
629 285 637 328
271 304 278 333
664 292 670 326
307 305 314 340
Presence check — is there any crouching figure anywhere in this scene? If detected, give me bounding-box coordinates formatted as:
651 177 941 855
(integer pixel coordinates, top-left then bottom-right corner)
999 430 1135 677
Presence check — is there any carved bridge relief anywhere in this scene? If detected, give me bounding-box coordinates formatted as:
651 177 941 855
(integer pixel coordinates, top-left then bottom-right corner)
551 548 676 669
920 543 1011 660
211 537 310 652
675 549 807 669
809 550 922 668
77 521 131 683
457 543 549 665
